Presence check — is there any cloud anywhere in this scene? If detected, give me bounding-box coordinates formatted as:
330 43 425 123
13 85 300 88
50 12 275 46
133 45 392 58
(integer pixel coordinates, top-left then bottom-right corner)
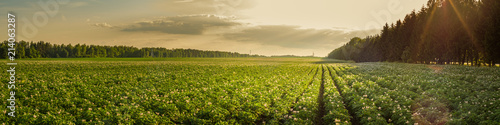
174 0 194 3
91 23 115 28
223 25 379 49
120 14 239 35
154 0 255 16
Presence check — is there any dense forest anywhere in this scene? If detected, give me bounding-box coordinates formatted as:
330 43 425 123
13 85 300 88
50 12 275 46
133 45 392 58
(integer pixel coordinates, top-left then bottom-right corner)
0 41 261 58
328 0 500 66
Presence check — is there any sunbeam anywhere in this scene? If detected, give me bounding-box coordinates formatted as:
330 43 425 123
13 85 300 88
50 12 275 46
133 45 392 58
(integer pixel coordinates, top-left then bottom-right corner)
417 1 439 59
448 0 480 50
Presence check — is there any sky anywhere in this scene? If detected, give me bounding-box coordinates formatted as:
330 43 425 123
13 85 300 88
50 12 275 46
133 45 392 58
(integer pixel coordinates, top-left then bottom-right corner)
0 0 428 57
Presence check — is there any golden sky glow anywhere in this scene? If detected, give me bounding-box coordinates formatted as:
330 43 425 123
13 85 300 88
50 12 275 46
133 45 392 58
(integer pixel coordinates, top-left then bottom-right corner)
0 0 428 56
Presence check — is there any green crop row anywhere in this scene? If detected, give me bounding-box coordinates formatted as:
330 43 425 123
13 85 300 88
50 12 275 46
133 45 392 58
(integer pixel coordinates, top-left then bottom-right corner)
322 65 351 125
0 59 497 124
348 63 499 124
0 61 318 124
331 66 392 125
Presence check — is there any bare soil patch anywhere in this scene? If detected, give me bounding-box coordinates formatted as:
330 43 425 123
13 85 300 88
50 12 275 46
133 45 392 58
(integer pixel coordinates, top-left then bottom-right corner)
427 65 443 73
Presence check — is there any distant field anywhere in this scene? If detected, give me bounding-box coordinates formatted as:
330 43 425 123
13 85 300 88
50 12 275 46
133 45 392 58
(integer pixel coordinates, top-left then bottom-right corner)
0 58 498 124
15 57 324 63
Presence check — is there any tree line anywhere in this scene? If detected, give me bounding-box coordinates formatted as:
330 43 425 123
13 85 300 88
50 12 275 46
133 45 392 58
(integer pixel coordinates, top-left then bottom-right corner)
328 0 500 66
0 41 262 58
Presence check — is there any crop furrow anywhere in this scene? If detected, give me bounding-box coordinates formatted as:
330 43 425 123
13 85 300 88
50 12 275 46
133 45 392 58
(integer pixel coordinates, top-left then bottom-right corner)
292 67 318 109
281 66 320 124
314 65 326 125
328 65 359 125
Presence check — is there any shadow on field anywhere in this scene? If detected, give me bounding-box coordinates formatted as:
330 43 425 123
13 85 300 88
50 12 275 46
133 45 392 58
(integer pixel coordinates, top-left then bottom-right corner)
312 58 355 64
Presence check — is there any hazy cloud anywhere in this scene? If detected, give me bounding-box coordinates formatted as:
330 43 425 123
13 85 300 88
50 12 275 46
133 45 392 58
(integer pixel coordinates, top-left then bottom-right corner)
91 23 115 28
154 0 255 15
121 14 239 35
223 25 379 49
174 0 195 3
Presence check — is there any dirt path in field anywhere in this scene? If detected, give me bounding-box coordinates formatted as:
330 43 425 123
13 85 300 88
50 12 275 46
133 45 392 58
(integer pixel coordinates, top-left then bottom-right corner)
328 66 360 125
412 97 450 125
314 66 326 125
427 65 444 73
